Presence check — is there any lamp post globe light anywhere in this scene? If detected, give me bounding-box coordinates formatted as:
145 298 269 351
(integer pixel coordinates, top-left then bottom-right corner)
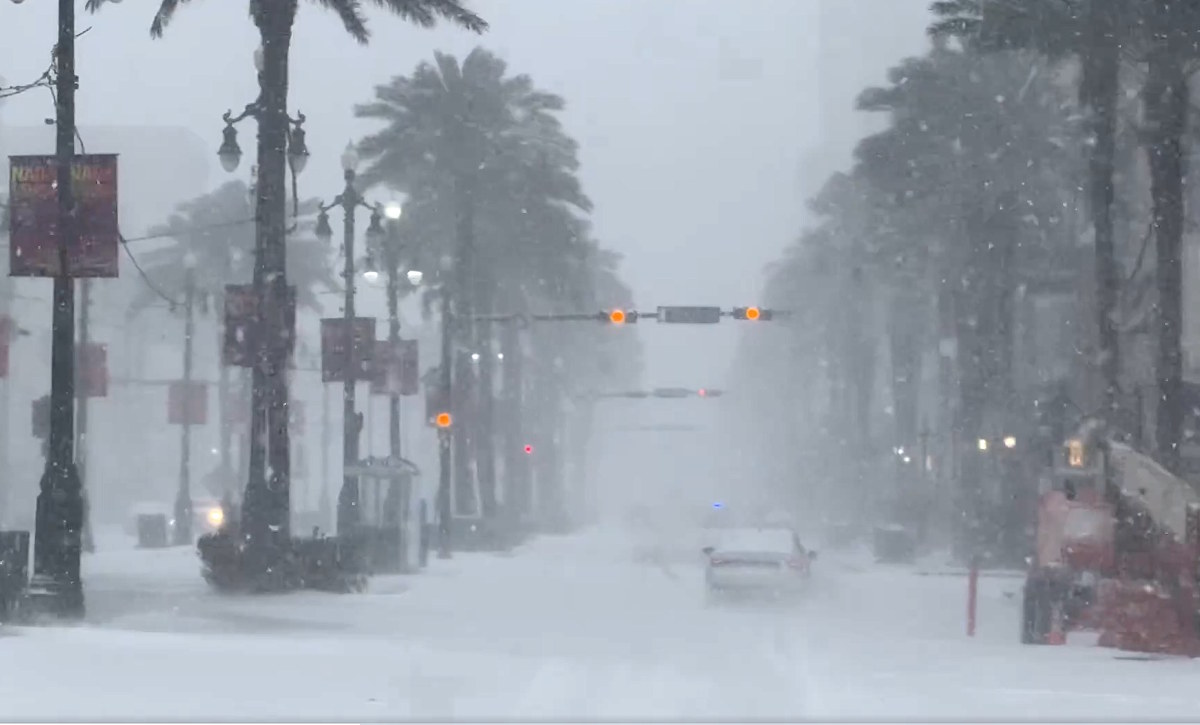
211 46 310 584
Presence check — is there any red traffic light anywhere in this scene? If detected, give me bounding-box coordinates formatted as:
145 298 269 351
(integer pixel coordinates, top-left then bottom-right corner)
435 412 452 428
523 444 534 454
610 309 625 324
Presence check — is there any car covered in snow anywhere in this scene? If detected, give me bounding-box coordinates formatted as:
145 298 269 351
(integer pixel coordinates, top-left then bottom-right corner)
702 526 816 604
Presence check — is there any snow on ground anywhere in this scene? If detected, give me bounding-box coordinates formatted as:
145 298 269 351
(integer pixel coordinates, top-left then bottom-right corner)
3 526 1200 719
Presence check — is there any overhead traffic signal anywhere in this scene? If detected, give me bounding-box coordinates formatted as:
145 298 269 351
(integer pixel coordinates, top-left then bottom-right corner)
600 309 638 324
732 306 772 321
435 412 453 429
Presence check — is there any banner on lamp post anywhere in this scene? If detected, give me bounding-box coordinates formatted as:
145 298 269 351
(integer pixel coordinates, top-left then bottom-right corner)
289 400 305 435
167 380 207 425
399 339 419 396
370 339 420 396
223 284 296 368
31 394 50 439
0 314 14 379
78 342 107 398
320 317 376 383
8 154 120 278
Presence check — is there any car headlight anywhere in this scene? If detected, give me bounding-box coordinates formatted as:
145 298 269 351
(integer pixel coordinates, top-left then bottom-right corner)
206 507 225 528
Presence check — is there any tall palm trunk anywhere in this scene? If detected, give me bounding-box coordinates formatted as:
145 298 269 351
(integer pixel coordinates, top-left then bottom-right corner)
474 295 498 519
217 331 233 494
499 323 529 519
1144 26 1189 473
245 7 295 557
452 350 478 515
1081 3 1122 417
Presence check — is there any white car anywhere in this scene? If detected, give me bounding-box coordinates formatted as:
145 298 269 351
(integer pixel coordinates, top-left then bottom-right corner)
703 527 816 604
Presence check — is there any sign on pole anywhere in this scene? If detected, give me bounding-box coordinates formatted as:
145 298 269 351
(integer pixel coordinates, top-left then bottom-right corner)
369 338 420 396
223 284 296 368
320 317 376 383
8 154 120 277
289 400 305 435
78 342 107 398
657 306 722 324
0 315 13 379
399 339 419 395
31 394 50 439
167 381 207 425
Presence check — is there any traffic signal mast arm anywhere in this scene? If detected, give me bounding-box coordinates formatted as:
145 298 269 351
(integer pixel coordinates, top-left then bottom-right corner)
465 307 789 325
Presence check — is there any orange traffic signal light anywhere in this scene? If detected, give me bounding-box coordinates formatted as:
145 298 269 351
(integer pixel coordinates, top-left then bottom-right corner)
435 412 452 428
601 309 637 324
732 306 772 321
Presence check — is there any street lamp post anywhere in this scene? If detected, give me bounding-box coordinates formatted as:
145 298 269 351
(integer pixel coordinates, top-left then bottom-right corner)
27 0 86 618
214 48 309 575
314 144 384 541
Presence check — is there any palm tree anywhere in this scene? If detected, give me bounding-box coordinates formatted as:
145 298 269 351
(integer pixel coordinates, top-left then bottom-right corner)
1140 1 1200 472
88 0 485 575
129 180 337 502
931 0 1131 423
355 47 596 524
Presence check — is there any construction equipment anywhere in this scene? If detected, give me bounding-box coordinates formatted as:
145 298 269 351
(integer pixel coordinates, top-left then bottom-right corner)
1022 419 1200 656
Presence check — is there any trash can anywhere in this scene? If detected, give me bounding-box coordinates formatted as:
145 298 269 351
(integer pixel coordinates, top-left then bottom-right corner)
0 530 29 622
137 513 169 549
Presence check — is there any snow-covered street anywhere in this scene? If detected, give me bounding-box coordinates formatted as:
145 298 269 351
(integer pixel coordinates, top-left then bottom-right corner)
4 527 1200 720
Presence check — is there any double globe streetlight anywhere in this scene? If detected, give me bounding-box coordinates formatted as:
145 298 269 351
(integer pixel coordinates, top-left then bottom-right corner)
211 47 310 574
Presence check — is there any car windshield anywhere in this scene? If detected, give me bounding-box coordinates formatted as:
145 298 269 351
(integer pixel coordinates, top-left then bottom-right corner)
715 528 795 553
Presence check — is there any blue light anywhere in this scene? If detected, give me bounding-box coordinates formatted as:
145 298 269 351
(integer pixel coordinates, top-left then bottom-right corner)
712 502 723 509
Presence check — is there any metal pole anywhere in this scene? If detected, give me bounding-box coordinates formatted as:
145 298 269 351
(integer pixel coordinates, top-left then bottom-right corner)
77 279 94 554
336 172 360 537
174 269 195 545
32 0 84 617
386 230 401 460
319 382 331 531
437 283 453 558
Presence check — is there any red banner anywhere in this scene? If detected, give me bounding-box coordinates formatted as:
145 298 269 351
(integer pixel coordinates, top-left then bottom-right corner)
399 339 419 395
0 315 13 379
78 342 107 398
8 154 119 278
31 394 50 438
370 339 420 396
289 400 305 435
167 380 207 425
223 284 296 368
320 318 376 383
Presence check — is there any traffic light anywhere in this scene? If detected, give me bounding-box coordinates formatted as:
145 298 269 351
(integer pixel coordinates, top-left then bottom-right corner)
732 306 772 321
600 309 638 324
523 444 534 454
697 388 724 397
435 412 452 429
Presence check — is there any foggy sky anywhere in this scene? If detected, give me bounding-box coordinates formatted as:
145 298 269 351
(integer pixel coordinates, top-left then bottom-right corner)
0 0 933 389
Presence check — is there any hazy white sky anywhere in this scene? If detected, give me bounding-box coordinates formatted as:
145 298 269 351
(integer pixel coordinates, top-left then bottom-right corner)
0 0 933 388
